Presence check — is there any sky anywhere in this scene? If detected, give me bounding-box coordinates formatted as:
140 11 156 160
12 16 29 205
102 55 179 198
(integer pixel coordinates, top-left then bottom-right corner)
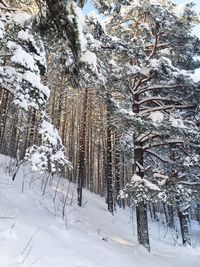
83 0 200 37
176 0 200 36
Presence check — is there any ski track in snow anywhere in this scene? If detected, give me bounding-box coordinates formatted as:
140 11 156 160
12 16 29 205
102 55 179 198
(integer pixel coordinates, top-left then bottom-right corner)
0 155 200 267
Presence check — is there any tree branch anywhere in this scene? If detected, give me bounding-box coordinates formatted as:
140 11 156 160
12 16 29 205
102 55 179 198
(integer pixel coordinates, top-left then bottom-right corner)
145 149 175 164
137 96 181 105
143 139 184 150
140 104 195 115
0 0 9 7
149 33 158 59
0 4 19 11
138 84 184 95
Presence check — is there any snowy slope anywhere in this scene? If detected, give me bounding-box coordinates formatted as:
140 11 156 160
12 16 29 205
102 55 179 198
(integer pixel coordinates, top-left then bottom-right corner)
0 155 200 267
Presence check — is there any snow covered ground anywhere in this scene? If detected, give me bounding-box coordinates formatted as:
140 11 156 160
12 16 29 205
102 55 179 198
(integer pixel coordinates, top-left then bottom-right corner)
0 155 200 267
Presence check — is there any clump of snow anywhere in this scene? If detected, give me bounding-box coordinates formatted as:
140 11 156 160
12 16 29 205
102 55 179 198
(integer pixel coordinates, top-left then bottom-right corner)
149 111 164 123
81 50 97 71
67 2 87 53
23 71 50 99
39 120 61 146
28 147 48 172
131 174 160 191
12 12 31 26
169 116 185 128
144 179 161 191
119 189 128 199
75 4 87 52
131 174 142 183
8 43 39 73
120 5 131 17
150 59 160 68
26 118 71 173
125 63 141 75
190 68 200 83
0 66 49 111
153 172 169 186
18 29 47 69
88 11 106 32
160 48 171 56
18 29 34 42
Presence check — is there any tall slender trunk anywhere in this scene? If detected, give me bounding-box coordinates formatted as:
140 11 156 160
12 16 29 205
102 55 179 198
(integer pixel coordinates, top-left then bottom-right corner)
106 111 114 214
114 136 121 206
178 206 191 246
132 91 150 251
0 89 12 153
163 203 174 228
77 88 88 207
134 141 150 252
170 145 191 245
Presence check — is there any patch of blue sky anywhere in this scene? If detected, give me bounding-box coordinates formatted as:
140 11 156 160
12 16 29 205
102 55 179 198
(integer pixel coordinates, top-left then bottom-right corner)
83 0 93 14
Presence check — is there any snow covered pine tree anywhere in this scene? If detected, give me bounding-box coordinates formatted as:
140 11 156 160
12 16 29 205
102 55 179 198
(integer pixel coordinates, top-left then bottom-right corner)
86 0 200 251
0 2 71 174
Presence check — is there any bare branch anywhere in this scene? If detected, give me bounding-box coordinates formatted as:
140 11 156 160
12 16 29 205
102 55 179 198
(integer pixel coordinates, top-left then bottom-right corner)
149 33 158 59
146 42 171 50
138 85 184 95
137 96 181 105
178 181 200 186
140 104 195 115
143 139 184 150
145 149 175 164
136 132 162 143
0 0 9 7
0 4 19 11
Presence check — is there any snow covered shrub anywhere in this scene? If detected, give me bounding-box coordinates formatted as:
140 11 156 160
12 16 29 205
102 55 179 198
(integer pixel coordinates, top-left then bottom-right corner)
25 118 72 173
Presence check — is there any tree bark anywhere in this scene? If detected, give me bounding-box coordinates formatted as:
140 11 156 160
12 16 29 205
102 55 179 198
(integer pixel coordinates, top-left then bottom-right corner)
77 88 88 207
136 201 150 252
134 141 150 252
178 207 191 246
106 111 114 214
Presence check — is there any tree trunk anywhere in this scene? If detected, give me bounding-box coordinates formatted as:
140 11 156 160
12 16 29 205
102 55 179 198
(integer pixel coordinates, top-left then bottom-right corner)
77 88 88 207
114 135 121 207
136 201 150 252
195 204 200 224
163 203 175 228
134 141 150 251
106 111 114 214
178 207 191 246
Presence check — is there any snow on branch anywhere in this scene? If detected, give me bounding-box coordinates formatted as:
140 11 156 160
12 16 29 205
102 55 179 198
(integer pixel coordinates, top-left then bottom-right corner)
143 139 184 150
46 0 87 60
0 12 49 111
101 91 200 143
121 173 161 204
26 118 72 173
131 174 160 191
140 104 195 116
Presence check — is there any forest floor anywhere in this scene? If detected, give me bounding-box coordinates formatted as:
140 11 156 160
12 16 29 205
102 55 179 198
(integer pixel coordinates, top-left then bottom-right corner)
0 155 200 267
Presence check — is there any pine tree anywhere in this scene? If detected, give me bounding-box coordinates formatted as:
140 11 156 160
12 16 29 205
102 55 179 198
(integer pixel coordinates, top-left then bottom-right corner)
86 0 200 251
